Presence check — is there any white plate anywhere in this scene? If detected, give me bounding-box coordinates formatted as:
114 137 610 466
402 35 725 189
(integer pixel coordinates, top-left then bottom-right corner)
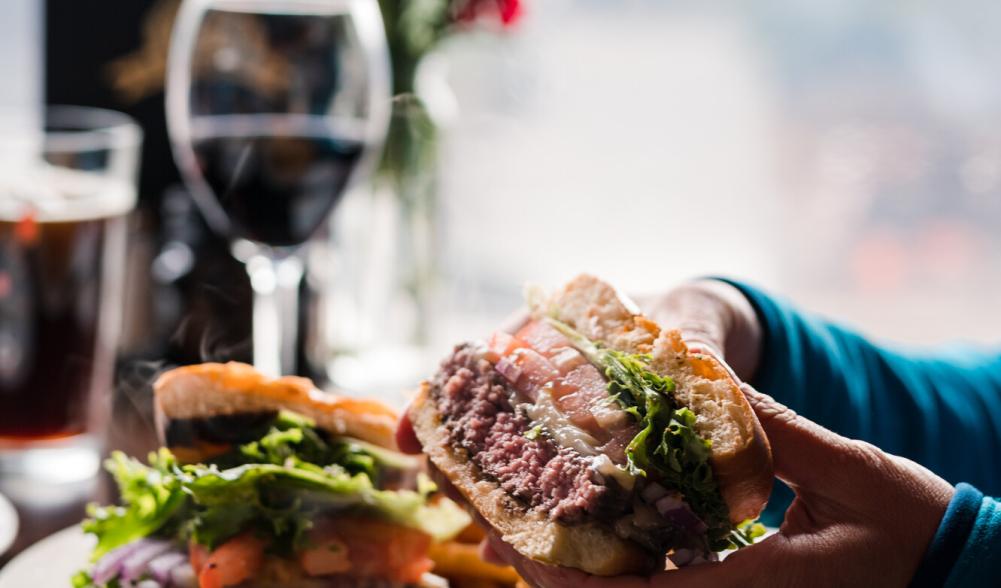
0 493 16 557
0 526 93 588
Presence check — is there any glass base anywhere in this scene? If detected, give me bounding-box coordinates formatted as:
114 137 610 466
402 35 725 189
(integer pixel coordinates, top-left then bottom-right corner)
0 434 100 508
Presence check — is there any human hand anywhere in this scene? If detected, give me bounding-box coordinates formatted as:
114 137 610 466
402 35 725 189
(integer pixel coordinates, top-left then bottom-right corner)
465 384 953 588
642 280 762 382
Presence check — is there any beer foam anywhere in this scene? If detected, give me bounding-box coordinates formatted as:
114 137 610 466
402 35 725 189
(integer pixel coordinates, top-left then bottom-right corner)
0 163 136 222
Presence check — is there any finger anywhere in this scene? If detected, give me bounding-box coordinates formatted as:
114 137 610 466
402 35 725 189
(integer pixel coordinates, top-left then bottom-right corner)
740 384 853 491
484 534 624 588
643 285 728 352
487 531 780 588
424 460 468 504
660 535 785 588
678 330 727 363
478 538 508 566
395 412 424 454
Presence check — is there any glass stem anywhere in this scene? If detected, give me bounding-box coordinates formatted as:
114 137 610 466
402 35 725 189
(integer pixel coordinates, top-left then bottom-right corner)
245 250 304 377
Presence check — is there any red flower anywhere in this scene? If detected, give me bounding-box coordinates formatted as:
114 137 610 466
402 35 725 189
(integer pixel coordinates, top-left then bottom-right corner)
498 0 521 25
454 0 522 26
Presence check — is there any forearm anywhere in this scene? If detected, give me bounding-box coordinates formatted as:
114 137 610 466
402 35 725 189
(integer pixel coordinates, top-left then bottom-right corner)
719 279 1001 494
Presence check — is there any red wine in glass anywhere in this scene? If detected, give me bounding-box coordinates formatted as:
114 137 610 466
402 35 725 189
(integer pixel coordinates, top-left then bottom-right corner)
167 0 391 376
191 116 365 247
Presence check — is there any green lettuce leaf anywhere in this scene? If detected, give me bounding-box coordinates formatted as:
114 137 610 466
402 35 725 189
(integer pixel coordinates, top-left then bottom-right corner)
215 411 418 485
547 319 740 550
70 570 95 588
177 461 466 547
81 450 186 560
81 415 468 565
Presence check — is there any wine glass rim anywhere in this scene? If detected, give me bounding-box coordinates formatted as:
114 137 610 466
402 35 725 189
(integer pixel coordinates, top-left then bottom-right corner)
43 105 143 154
190 0 361 15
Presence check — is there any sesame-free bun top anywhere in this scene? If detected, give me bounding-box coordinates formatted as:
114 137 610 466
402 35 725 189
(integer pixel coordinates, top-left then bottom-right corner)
153 362 399 450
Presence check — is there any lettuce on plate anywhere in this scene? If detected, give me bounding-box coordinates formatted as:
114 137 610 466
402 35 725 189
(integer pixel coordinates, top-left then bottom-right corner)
75 412 469 587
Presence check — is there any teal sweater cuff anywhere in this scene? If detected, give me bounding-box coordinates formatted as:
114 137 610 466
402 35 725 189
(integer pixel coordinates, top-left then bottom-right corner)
943 491 1001 587
911 483 982 587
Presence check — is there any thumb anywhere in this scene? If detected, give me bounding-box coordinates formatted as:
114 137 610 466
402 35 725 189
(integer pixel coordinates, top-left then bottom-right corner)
741 384 855 492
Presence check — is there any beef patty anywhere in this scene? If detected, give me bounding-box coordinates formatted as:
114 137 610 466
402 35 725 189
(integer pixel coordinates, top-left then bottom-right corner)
430 344 627 524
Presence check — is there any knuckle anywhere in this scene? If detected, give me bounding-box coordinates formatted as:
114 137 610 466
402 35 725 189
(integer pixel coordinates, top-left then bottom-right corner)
842 440 892 471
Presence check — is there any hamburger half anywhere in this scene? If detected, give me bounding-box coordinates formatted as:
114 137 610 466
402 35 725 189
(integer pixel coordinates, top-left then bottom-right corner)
408 275 773 575
74 363 468 588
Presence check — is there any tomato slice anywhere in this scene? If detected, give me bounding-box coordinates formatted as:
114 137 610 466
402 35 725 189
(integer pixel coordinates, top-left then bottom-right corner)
299 536 351 576
198 533 265 588
515 320 572 356
189 542 209 575
304 518 433 584
493 319 637 465
508 348 560 400
486 331 525 362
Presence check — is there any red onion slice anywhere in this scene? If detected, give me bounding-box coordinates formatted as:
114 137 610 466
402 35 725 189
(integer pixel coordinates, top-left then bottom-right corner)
170 562 198 588
654 493 686 513
640 482 669 504
91 540 146 584
147 551 187 584
494 356 522 385
120 539 173 581
655 495 708 534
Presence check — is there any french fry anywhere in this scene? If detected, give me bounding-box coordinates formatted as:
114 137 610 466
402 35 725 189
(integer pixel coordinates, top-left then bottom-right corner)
515 580 531 588
430 541 521 585
450 579 502 588
456 522 487 544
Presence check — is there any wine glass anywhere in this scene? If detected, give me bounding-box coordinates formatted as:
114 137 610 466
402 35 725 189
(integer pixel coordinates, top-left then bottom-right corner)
166 0 391 376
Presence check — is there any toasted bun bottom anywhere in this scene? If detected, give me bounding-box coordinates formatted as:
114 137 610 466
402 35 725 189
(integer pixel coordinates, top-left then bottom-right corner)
153 362 400 450
409 383 655 576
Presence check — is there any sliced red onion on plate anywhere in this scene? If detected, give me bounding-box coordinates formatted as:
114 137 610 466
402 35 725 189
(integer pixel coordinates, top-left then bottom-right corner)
120 539 173 581
91 541 146 584
147 551 188 584
170 562 198 588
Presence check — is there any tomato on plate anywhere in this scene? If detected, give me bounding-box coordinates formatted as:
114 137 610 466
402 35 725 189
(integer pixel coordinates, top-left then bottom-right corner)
197 533 265 588
304 518 433 584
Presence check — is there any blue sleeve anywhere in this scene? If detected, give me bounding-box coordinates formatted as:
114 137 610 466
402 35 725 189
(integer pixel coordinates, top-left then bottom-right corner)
911 483 1001 588
945 494 1001 587
717 280 1001 523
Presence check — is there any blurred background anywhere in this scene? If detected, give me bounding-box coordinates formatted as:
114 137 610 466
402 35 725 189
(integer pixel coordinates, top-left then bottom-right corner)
23 0 1001 408
2 0 1001 566
429 0 1001 346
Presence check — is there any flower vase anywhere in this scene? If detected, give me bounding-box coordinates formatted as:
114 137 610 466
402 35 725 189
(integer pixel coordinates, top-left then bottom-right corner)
316 93 441 400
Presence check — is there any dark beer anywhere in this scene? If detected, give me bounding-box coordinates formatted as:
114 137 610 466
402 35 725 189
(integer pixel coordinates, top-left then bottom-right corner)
0 192 127 440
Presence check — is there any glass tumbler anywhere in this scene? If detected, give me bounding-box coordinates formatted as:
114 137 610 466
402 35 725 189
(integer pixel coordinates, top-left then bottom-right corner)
0 106 141 499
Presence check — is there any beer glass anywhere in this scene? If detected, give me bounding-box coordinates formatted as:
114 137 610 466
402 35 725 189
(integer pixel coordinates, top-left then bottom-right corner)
0 106 141 490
